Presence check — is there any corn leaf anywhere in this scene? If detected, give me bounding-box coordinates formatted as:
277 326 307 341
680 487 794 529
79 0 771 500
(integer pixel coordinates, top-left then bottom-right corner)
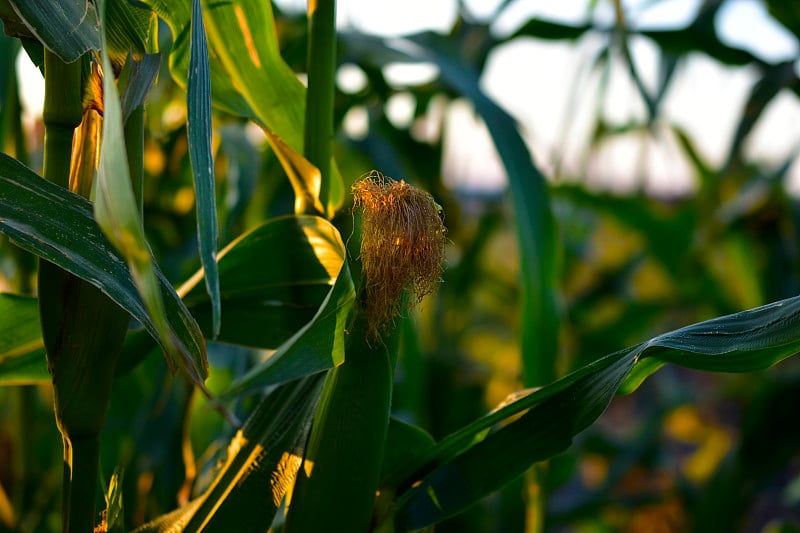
7 0 99 63
187 0 220 338
0 153 207 387
180 215 344 350
0 347 48 385
94 11 208 385
141 0 343 215
133 374 325 533
386 295 800 529
219 259 354 399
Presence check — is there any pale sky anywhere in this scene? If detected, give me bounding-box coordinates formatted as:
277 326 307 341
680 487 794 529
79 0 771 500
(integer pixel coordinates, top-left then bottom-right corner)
321 0 800 195
17 0 800 196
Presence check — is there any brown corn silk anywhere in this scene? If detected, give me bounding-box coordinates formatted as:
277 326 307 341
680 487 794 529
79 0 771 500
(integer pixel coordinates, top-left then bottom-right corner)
352 171 446 338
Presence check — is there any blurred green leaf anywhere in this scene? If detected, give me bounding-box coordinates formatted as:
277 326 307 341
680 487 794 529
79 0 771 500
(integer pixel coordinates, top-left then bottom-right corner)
0 348 47 385
0 292 46 385
765 0 800 42
506 18 591 42
6 0 99 63
725 61 798 168
95 16 207 386
0 153 206 386
134 374 325 533
187 0 220 338
0 292 41 358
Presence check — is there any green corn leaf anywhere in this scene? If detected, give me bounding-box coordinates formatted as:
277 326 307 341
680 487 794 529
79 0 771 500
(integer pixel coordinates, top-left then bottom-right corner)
385 295 800 529
180 215 344 349
105 0 157 57
219 259 355 399
7 0 99 63
141 0 344 215
391 352 635 530
118 52 161 123
0 153 207 386
380 417 436 483
94 12 208 385
187 0 220 338
133 374 325 533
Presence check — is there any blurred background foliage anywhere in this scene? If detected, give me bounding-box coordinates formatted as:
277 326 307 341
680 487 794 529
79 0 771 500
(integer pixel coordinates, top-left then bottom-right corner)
2 0 800 531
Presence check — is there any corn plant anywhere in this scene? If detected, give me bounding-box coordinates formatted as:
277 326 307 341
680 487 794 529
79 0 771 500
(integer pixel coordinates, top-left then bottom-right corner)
1 0 799 531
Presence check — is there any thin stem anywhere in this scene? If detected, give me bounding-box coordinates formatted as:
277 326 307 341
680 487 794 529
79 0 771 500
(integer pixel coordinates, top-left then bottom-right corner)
61 435 100 533
42 52 83 187
304 0 336 213
40 50 111 533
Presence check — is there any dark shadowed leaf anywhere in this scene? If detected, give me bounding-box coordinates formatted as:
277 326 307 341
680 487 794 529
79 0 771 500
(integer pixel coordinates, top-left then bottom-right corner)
118 52 161 123
0 153 207 384
219 259 354 399
187 0 220 338
133 374 325 533
7 0 99 62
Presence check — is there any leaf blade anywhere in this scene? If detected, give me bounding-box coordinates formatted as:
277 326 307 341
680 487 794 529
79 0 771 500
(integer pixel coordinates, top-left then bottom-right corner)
0 153 205 384
187 0 220 338
95 12 207 384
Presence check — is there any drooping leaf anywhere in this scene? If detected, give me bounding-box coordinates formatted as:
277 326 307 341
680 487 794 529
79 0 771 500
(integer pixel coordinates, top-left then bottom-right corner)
0 153 206 385
95 12 207 385
187 0 220 338
7 0 99 63
391 352 635 531
134 374 325 533
219 259 355 399
384 294 800 529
